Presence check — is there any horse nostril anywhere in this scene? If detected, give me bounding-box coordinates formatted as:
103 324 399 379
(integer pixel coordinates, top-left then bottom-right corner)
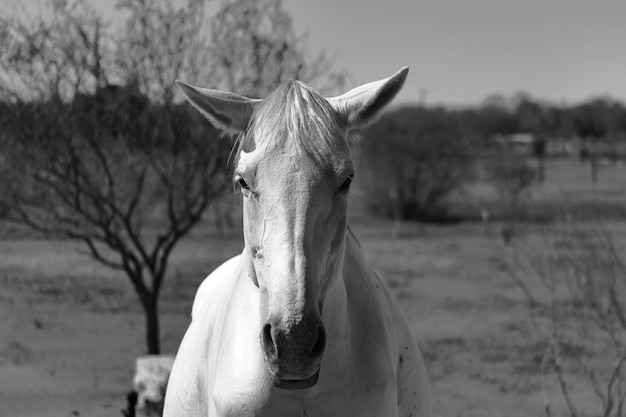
311 326 326 357
261 323 276 358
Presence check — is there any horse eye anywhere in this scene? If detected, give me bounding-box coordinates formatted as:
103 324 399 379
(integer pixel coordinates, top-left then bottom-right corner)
338 176 353 192
238 178 250 190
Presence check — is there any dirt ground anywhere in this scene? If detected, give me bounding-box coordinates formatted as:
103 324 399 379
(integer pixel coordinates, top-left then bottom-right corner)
1 161 624 417
0 222 592 417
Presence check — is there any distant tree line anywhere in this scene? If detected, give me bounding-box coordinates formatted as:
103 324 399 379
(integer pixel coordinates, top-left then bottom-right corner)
437 95 626 147
360 96 626 222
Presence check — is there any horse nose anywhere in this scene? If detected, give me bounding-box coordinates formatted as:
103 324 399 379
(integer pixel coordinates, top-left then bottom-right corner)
261 319 326 366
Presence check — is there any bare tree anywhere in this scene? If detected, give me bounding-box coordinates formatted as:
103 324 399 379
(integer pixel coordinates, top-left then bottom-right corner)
486 151 536 244
0 0 231 354
0 0 345 354
203 0 346 97
510 225 626 417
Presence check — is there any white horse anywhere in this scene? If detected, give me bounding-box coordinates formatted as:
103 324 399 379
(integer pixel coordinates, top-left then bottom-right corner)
163 67 432 417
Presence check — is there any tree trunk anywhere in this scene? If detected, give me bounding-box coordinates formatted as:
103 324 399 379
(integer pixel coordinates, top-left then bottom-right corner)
142 295 161 355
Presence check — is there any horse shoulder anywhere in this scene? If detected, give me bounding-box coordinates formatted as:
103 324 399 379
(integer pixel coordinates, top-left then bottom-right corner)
164 254 243 417
191 255 243 319
372 269 432 417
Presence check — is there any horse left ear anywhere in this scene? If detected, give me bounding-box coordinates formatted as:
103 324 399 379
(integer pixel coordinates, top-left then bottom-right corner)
176 80 261 135
328 67 409 130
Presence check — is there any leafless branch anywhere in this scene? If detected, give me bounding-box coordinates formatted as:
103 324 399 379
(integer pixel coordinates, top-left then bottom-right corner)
1 0 345 354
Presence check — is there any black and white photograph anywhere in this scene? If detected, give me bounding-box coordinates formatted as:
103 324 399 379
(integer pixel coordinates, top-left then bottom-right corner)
1 1 625 416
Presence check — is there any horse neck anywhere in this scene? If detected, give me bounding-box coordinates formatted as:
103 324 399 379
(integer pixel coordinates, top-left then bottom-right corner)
319 227 360 360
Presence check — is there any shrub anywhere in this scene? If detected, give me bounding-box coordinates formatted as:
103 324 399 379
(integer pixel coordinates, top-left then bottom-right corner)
486 153 536 221
358 105 470 222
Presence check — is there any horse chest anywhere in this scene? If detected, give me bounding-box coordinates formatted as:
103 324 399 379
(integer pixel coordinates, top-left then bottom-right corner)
213 373 396 417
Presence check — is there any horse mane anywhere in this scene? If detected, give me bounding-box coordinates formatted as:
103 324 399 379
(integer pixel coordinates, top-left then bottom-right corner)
233 81 347 164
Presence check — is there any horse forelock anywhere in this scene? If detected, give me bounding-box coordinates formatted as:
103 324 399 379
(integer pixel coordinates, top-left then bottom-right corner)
233 81 347 165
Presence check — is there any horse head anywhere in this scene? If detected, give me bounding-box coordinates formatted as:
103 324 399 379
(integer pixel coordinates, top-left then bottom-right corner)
177 67 408 390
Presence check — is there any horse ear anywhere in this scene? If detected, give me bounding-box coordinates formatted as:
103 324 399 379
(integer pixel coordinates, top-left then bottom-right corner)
176 80 261 134
328 67 409 130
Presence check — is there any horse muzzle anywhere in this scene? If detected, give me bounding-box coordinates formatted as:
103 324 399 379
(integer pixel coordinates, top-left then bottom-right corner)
260 318 326 390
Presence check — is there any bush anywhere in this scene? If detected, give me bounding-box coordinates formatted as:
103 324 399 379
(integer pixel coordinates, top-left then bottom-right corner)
486 153 536 221
358 105 470 222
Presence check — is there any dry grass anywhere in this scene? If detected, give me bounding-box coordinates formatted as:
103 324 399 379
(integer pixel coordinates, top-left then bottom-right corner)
451 158 626 223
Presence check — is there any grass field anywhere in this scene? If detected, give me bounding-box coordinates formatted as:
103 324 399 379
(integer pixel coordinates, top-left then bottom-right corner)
1 158 625 417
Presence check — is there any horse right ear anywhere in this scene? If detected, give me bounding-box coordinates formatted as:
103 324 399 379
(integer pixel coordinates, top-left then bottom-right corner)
176 80 261 135
328 67 408 130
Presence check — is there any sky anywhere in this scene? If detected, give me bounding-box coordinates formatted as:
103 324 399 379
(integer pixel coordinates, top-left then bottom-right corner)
14 0 626 106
